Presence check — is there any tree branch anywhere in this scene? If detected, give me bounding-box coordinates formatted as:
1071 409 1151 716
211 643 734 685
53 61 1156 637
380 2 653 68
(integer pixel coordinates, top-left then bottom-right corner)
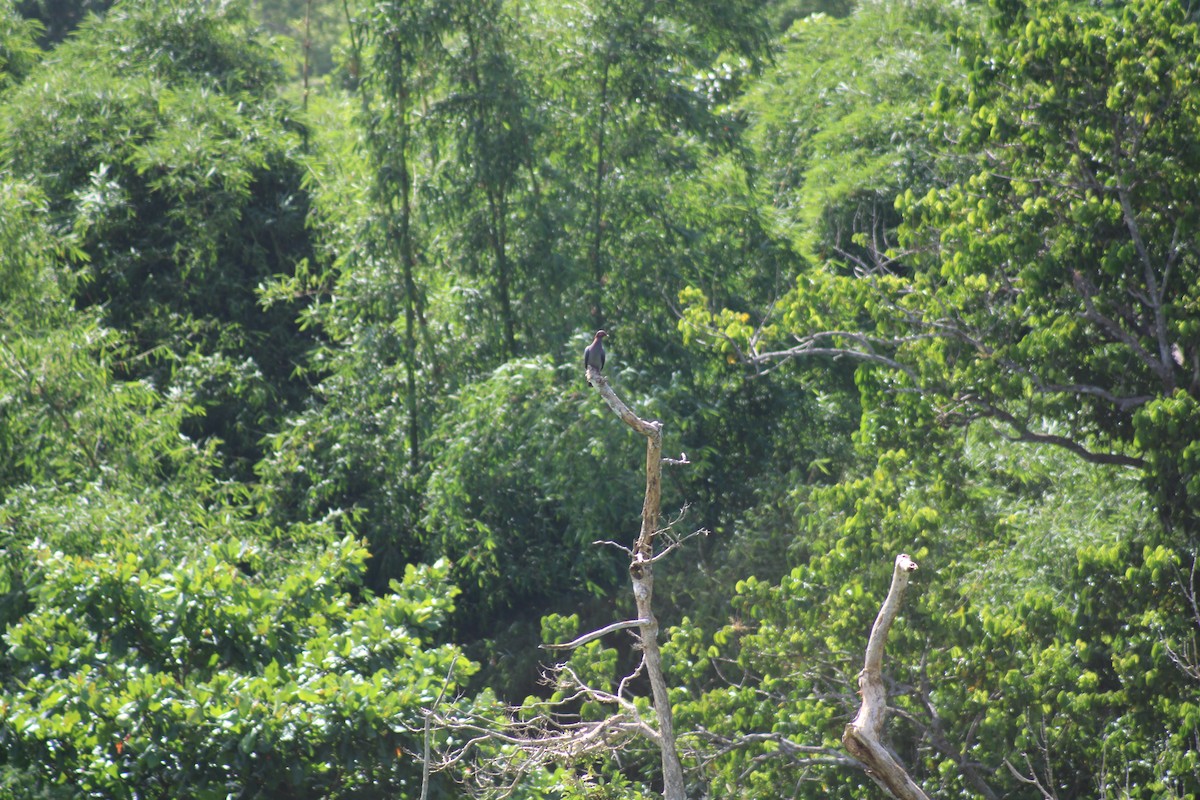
586 369 685 800
966 400 1145 468
747 330 925 382
688 728 861 771
842 553 929 800
910 666 1001 800
541 619 650 651
1116 184 1175 390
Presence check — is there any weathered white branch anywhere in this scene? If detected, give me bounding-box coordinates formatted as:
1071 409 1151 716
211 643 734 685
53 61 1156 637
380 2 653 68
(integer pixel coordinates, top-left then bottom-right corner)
750 333 924 381
842 553 928 800
541 618 650 651
587 367 661 439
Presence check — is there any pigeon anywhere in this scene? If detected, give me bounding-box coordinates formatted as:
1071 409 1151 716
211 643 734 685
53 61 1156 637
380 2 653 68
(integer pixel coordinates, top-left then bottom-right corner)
584 330 607 386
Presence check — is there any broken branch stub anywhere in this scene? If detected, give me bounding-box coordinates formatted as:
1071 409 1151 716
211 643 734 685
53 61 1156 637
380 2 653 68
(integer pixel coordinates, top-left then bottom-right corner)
842 553 929 800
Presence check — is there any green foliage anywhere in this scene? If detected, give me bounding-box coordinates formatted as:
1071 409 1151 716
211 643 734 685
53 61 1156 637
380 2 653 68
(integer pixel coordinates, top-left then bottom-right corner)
0 0 316 475
897 0 1200 528
5 0 1200 797
0 3 40 85
282 0 786 641
0 178 201 495
0 180 72 325
423 357 640 629
739 0 972 264
697 0 1200 524
666 428 1199 798
0 319 200 489
0 206 479 798
12 0 114 47
422 0 537 358
1135 391 1200 531
764 0 856 34
513 0 774 342
62 0 287 92
254 0 347 82
0 534 474 799
672 2 1200 794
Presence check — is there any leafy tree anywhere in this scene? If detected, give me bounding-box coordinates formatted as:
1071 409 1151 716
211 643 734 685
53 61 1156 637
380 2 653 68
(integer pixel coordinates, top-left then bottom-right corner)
0 165 481 800
701 0 1200 532
340 0 506 483
0 533 476 799
13 0 115 47
425 0 538 359
0 3 40 85
0 0 318 475
526 0 772 333
902 0 1200 478
738 0 972 266
676 0 1200 796
279 0 778 602
421 357 642 635
671 0 970 619
665 428 1191 799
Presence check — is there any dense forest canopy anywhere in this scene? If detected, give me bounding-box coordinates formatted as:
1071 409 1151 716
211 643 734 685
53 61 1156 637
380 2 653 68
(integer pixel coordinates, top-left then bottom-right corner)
0 0 1198 797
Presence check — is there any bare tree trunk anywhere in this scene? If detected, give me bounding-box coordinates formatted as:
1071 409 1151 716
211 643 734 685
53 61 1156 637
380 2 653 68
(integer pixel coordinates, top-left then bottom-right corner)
588 367 686 800
842 553 928 800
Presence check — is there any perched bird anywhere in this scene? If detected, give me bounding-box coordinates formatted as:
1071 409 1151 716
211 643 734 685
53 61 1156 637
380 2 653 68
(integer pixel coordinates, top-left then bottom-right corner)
584 330 607 386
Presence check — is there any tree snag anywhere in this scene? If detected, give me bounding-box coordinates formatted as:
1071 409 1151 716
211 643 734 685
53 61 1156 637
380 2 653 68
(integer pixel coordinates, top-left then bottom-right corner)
842 553 928 800
587 366 686 800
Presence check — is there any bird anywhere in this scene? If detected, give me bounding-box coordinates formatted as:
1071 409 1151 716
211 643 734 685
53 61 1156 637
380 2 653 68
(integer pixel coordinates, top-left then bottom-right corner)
584 330 607 386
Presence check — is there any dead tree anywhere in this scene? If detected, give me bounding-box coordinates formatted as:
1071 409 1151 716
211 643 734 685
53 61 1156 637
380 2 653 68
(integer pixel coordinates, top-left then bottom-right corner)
842 553 929 800
421 367 929 800
585 365 687 800
420 366 693 799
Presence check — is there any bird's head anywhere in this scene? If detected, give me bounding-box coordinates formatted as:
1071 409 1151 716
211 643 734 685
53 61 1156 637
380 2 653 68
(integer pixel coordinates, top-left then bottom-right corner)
595 329 607 340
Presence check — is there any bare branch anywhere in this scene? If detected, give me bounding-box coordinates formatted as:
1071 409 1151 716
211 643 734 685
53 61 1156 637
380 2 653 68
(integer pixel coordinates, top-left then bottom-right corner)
748 330 925 382
586 368 661 439
541 619 650 651
842 553 929 800
688 728 861 770
419 659 459 800
646 522 708 564
617 654 647 700
1005 756 1059 800
592 538 633 555
586 369 685 800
